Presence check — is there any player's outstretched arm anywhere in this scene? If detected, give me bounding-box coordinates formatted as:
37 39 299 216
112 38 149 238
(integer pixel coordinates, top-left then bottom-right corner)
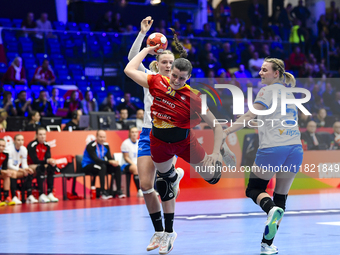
124 46 159 88
225 103 265 135
128 16 154 72
201 110 224 157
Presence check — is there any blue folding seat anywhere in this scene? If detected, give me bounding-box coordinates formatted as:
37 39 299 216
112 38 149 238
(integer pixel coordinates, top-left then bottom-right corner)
53 21 65 30
66 22 79 31
12 19 22 28
0 63 8 74
79 23 90 32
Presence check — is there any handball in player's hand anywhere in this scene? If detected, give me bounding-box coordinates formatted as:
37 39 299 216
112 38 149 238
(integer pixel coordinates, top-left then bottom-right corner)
147 32 168 53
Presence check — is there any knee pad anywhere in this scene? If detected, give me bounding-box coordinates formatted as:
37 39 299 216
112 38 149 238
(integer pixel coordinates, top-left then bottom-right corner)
156 165 176 202
245 172 270 204
206 160 222 185
273 193 288 211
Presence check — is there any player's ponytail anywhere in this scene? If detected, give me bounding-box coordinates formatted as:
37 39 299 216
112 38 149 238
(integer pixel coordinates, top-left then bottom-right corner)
264 57 296 87
169 28 188 58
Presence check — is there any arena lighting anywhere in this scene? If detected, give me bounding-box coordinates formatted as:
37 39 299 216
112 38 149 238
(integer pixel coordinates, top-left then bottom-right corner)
150 0 161 5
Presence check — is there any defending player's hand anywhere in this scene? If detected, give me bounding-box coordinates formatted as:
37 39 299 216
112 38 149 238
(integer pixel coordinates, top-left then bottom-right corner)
141 16 153 34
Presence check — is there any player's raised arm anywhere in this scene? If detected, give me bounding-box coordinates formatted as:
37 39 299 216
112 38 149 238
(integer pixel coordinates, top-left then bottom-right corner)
124 46 159 88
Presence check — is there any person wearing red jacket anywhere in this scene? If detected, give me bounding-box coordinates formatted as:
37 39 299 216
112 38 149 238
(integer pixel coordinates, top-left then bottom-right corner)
30 59 56 86
1 57 27 85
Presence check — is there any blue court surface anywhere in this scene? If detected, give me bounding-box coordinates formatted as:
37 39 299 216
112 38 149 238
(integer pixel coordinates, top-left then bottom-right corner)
0 192 339 255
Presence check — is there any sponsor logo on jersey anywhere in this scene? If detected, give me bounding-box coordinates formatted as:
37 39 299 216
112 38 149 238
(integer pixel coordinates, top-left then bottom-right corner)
279 129 299 136
161 99 175 108
181 95 186 101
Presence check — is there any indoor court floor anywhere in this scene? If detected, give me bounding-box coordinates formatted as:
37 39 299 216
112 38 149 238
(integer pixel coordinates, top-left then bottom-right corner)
0 188 340 255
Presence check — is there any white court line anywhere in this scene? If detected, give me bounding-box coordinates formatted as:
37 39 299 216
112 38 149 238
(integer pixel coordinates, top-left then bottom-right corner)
176 209 340 220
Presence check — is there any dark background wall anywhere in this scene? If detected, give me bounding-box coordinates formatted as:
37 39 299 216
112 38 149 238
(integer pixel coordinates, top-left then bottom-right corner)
68 2 169 28
0 0 58 21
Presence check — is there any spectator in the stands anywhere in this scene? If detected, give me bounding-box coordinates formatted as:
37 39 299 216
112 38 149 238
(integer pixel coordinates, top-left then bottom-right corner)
25 110 40 131
64 91 81 118
289 45 306 73
278 3 293 40
323 82 334 108
291 0 311 27
201 23 214 37
63 110 82 131
326 1 339 20
234 64 252 79
136 109 144 131
259 44 270 59
1 57 27 85
95 10 116 32
36 13 55 38
313 108 332 128
30 59 56 86
182 22 195 38
230 17 241 37
248 0 266 27
298 112 312 128
112 13 125 32
81 91 98 115
331 121 340 150
187 46 199 68
116 108 129 130
14 91 32 117
248 52 264 78
329 38 340 70
21 12 37 37
301 120 322 150
201 52 221 76
199 42 213 64
219 42 238 70
241 44 255 67
117 93 138 118
100 93 117 113
50 88 64 115
331 91 340 115
0 91 17 116
32 90 53 117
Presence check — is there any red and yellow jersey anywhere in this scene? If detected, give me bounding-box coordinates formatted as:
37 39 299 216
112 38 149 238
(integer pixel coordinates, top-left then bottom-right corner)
147 74 202 129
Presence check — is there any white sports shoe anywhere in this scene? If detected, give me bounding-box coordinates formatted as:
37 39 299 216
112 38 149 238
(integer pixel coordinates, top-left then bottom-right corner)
264 206 284 240
261 243 278 254
39 194 50 203
220 139 237 168
159 231 177 254
137 189 143 197
47 193 59 202
172 168 184 199
12 196 22 205
146 231 164 251
26 194 38 204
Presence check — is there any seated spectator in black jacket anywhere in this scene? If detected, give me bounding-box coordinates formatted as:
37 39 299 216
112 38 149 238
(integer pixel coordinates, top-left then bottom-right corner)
25 110 41 131
313 108 333 128
0 91 17 116
81 130 125 199
331 91 340 115
63 110 82 131
100 93 117 113
32 90 53 117
219 42 238 70
331 121 340 150
14 91 32 117
116 108 129 130
117 93 138 118
301 121 325 150
298 112 312 128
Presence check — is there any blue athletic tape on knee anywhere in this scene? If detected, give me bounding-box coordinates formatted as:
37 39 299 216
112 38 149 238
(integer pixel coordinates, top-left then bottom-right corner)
206 160 222 185
273 193 288 211
246 172 270 204
156 176 175 201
